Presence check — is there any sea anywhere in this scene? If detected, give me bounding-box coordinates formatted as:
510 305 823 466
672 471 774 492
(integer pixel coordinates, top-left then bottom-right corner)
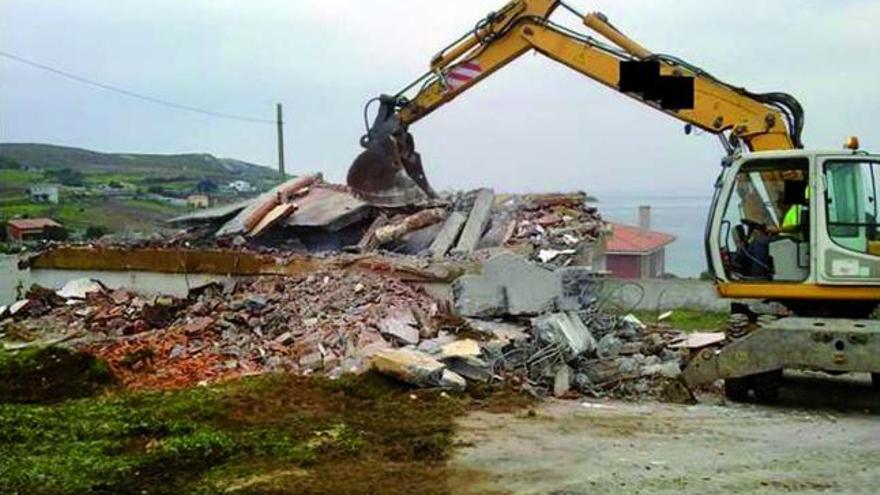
590 193 712 278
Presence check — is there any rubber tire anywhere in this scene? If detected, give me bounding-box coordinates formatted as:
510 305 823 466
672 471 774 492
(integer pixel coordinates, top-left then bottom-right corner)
724 377 750 402
752 371 782 403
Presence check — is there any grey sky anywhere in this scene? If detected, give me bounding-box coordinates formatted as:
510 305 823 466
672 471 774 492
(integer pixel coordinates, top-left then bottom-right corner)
2 0 878 195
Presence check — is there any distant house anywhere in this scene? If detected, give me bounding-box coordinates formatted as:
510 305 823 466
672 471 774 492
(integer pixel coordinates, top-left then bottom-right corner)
6 218 64 242
228 180 255 193
606 207 676 279
186 194 211 209
26 184 59 204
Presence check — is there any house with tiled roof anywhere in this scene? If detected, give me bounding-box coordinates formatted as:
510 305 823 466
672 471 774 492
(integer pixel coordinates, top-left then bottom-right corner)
6 217 64 242
606 207 676 279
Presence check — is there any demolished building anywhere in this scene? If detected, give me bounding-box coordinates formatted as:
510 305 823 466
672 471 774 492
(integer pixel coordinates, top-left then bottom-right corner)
1 175 716 400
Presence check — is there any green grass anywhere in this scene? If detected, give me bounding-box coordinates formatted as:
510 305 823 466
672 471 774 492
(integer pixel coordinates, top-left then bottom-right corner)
121 198 189 216
0 367 528 495
0 169 43 185
630 309 728 332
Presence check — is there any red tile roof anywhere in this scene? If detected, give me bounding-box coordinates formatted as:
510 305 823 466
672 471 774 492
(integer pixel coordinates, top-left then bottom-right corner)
607 222 675 254
7 218 62 230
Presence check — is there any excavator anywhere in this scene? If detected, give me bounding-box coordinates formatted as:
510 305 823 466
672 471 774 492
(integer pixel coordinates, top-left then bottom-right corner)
346 0 880 401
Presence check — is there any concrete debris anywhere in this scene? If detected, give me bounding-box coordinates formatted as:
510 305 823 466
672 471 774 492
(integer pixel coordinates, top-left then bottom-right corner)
429 211 467 259
452 252 595 317
532 312 596 359
670 332 726 350
438 339 481 360
452 188 495 255
374 208 446 246
56 278 105 300
370 348 466 391
553 365 573 397
161 172 605 271
378 309 421 346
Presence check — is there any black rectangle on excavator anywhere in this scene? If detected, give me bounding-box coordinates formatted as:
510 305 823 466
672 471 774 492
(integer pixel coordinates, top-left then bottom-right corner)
619 61 694 111
619 61 660 93
657 76 694 110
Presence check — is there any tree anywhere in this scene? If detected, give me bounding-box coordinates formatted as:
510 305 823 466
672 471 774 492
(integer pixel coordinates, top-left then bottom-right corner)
84 225 109 240
0 156 20 169
45 168 85 187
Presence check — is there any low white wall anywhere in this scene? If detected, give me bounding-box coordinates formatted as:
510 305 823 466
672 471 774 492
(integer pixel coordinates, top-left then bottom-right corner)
602 278 728 313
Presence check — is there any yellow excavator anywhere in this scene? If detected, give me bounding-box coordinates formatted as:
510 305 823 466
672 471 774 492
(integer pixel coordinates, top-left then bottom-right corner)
347 0 880 400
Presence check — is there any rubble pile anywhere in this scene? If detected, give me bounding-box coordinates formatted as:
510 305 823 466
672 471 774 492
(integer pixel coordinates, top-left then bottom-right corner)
1 271 445 389
2 250 696 399
449 253 690 399
167 176 607 266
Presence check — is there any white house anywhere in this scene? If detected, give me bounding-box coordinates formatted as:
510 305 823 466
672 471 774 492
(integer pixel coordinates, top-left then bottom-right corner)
228 180 255 193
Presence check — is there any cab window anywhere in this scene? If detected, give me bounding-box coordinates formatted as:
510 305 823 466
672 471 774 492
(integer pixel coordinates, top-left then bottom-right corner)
824 160 880 255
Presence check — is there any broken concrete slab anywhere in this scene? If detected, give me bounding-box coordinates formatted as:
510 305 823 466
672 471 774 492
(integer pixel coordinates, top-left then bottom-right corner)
378 309 420 346
532 312 596 359
439 339 481 360
465 318 529 344
553 365 573 397
370 348 466 391
452 252 565 317
597 333 624 359
56 278 104 300
451 275 507 318
671 332 726 350
429 211 467 259
284 185 371 232
167 199 252 226
452 188 494 255
445 357 492 383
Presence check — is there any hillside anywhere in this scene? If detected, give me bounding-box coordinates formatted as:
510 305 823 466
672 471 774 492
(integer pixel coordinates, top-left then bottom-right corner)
0 143 277 241
0 143 278 183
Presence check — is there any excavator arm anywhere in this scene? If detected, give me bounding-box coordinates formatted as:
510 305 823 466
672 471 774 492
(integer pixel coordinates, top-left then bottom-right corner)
348 0 804 206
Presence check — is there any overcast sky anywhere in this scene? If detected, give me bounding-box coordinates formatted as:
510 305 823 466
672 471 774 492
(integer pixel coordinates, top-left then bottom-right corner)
2 0 878 196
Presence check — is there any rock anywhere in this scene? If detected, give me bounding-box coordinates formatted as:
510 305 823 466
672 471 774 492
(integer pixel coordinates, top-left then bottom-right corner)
597 334 624 359
532 312 596 359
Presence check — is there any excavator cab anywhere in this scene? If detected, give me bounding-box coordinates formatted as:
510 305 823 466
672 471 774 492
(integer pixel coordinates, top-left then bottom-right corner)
707 148 880 316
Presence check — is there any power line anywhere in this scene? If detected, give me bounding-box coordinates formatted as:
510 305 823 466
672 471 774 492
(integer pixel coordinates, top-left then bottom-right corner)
0 50 274 124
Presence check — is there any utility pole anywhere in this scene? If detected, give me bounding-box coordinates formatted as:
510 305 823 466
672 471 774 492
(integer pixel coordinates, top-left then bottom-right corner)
276 103 286 179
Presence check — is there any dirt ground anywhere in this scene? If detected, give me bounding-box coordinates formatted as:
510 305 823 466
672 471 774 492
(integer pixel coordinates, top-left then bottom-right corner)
449 372 880 495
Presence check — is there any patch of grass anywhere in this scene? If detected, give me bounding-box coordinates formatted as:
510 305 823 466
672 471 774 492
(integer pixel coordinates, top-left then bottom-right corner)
631 309 727 332
0 169 43 185
0 371 528 494
121 198 189 216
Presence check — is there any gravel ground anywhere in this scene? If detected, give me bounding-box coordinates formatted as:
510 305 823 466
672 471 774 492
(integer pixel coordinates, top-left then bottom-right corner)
449 372 880 495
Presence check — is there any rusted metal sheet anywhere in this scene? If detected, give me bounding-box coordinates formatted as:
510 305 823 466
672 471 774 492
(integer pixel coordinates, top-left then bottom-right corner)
25 246 469 283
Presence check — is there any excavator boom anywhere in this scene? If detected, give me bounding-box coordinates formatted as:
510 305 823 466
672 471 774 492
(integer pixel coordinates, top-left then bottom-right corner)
347 0 804 205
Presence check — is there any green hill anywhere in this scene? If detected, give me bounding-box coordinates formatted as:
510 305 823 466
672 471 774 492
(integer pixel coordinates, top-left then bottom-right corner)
0 143 278 183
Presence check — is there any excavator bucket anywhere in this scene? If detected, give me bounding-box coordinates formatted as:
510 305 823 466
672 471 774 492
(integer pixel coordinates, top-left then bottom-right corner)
347 132 437 207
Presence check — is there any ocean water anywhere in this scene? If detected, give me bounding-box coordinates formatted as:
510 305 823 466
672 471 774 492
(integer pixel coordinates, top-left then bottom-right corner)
591 193 712 278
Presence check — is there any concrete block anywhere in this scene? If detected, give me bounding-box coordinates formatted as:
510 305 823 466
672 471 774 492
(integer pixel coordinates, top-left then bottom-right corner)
553 365 573 397
452 275 506 318
532 312 597 359
429 211 467 259
452 188 494 255
482 252 559 316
